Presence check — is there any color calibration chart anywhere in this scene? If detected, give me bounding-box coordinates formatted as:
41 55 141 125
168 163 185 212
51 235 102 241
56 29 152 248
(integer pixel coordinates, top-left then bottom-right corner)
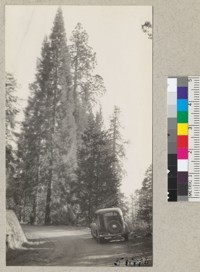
167 76 200 202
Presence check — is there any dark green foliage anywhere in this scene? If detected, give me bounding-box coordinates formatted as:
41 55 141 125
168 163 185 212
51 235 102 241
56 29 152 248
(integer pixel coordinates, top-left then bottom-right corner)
125 165 152 236
7 9 127 227
45 8 77 224
136 165 152 234
74 111 122 225
108 106 126 188
6 73 19 176
6 73 21 215
15 8 77 225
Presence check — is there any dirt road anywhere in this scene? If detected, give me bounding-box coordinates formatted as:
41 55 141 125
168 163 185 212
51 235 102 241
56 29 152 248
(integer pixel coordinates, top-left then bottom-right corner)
6 225 152 266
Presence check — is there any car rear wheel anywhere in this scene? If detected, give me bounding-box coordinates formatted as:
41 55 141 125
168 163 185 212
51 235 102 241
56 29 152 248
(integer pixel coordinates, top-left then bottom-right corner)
107 220 123 234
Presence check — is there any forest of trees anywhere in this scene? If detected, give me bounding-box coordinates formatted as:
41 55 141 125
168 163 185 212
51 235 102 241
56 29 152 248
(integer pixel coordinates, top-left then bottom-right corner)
6 8 152 232
128 165 152 235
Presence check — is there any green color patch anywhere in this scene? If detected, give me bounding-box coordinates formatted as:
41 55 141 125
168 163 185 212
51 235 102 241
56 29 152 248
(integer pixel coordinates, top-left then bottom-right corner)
177 111 188 123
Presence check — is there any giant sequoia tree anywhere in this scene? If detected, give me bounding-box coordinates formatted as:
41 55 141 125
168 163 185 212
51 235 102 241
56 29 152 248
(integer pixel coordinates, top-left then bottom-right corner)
44 8 77 224
17 8 77 224
9 9 126 226
69 23 106 148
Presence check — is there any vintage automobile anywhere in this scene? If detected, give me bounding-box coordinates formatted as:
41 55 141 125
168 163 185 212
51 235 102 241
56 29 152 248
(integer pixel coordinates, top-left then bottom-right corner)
90 207 129 243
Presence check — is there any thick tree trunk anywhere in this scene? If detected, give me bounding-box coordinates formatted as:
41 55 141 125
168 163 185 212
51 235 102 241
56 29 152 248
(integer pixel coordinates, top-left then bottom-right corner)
32 152 40 224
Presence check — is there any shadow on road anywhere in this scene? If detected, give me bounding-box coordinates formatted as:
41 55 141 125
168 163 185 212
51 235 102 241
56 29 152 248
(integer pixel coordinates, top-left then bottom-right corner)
6 225 152 266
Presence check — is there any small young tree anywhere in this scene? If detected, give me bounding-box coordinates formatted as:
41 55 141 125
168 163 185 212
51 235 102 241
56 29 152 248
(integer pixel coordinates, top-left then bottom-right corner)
136 165 152 234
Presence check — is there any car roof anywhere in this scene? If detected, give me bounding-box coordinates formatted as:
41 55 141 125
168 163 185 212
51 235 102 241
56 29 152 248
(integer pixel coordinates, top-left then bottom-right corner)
95 207 122 215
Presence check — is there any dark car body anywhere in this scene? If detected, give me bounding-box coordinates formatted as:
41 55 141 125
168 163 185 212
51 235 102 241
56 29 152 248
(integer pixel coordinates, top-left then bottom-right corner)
90 207 129 243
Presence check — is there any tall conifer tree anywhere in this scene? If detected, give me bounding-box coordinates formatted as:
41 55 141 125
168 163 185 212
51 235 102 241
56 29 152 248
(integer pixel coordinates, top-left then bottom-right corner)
69 23 106 148
44 8 77 224
17 8 77 224
108 106 125 204
75 111 121 225
6 73 20 211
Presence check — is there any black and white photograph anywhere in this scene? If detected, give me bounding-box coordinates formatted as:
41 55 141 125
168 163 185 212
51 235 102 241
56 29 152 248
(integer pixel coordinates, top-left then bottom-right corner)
5 5 152 266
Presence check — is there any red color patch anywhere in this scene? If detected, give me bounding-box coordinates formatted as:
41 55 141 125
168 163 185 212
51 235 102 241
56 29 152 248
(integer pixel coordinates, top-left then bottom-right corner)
177 136 188 148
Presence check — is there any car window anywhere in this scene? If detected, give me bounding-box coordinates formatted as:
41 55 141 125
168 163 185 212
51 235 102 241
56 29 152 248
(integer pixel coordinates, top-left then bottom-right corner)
104 211 123 223
104 212 120 217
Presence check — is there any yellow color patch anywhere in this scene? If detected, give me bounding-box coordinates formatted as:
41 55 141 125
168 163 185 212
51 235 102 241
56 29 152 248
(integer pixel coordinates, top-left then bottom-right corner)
177 123 188 135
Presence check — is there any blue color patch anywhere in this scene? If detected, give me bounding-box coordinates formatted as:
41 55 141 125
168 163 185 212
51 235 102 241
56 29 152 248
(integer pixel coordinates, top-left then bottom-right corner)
177 99 188 111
